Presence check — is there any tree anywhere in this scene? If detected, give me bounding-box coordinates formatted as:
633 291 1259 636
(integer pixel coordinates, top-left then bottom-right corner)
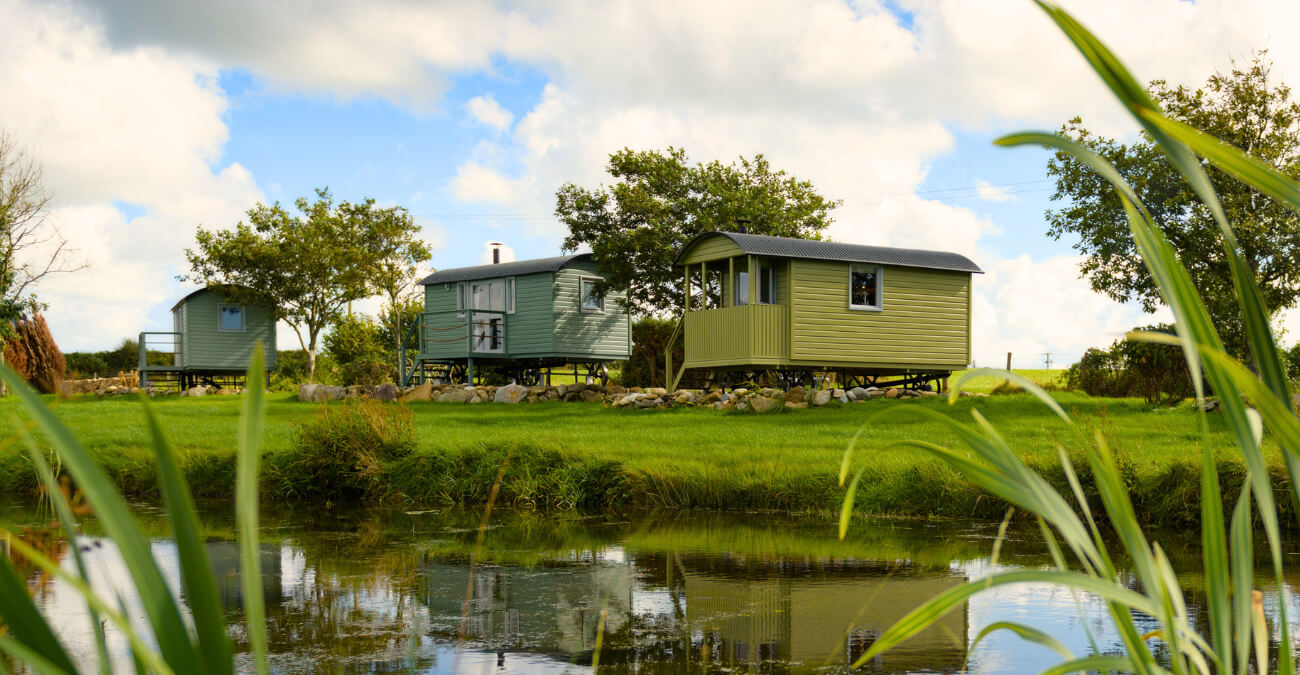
0 131 86 334
370 230 430 380
556 147 839 316
184 188 427 381
1046 52 1300 357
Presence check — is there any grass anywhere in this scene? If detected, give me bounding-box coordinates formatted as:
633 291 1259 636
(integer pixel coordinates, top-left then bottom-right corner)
945 368 1066 393
0 386 1276 528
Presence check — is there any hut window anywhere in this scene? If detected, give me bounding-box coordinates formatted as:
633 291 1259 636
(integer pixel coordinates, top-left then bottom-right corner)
580 277 605 313
218 304 246 332
849 265 883 311
468 279 508 312
757 261 778 304
506 277 516 314
734 259 749 306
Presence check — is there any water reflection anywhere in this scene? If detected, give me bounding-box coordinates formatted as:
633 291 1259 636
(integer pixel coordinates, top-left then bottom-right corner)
1 504 1288 673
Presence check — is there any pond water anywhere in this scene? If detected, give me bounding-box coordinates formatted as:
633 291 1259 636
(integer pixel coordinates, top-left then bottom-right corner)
3 502 1298 673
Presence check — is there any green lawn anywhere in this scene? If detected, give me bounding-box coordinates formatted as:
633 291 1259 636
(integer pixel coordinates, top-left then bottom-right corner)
946 368 1067 393
0 380 1279 527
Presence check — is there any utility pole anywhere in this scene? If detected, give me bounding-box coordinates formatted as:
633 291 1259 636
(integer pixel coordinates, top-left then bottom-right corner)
1043 352 1052 369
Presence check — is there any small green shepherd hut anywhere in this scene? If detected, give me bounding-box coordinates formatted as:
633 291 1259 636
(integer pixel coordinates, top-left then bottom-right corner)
402 251 629 385
138 287 277 388
666 231 981 390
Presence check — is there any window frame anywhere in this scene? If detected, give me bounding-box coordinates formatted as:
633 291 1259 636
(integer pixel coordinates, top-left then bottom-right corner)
847 264 884 312
217 303 246 332
506 276 516 314
579 276 606 314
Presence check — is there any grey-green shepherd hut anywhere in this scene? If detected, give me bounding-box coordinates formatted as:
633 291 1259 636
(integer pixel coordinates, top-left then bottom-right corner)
138 287 277 388
402 253 629 385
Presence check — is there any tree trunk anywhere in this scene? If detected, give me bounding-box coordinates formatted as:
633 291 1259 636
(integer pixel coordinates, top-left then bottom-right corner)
307 332 319 382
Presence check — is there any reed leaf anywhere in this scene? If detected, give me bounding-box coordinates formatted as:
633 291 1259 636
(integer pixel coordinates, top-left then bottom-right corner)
237 344 270 675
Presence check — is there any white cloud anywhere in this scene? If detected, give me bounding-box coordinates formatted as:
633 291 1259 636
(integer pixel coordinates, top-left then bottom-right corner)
449 162 522 204
465 95 514 132
975 180 1014 203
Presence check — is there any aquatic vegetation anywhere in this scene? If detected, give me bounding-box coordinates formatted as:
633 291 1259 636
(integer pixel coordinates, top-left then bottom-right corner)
0 347 271 673
841 2 1300 671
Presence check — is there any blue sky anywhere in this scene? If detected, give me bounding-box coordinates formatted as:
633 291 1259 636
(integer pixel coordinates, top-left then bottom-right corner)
5 0 1297 363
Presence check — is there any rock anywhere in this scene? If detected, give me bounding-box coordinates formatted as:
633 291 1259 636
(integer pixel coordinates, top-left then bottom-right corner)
650 387 668 397
786 386 806 403
607 385 627 396
298 384 321 401
704 391 722 403
732 387 748 396
580 389 604 403
867 388 887 399
616 393 645 407
555 383 570 397
587 384 607 393
812 390 832 406
368 383 398 402
834 389 849 404
186 385 208 398
635 397 659 408
1201 398 1221 413
674 391 694 405
565 392 581 402
494 383 529 404
469 390 489 403
569 383 589 394
437 388 473 404
750 396 779 413
921 390 939 398
761 387 779 398
848 387 869 401
401 382 434 402
784 401 808 409
885 388 901 399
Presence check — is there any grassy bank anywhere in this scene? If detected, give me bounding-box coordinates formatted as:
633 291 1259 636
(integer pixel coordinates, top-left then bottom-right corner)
0 381 1280 528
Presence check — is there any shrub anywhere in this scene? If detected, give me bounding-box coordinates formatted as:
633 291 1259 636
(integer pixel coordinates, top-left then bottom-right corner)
1064 324 1191 404
271 350 339 390
623 317 681 387
323 313 386 366
3 313 66 393
271 399 415 500
340 357 392 386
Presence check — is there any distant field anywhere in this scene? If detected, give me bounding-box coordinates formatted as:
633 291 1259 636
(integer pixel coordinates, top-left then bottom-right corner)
0 382 1275 528
946 369 1067 393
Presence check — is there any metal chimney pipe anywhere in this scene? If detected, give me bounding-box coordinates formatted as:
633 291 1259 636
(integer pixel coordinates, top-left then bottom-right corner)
489 241 503 264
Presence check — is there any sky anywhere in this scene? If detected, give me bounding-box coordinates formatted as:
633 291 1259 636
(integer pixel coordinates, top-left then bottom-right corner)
3 0 1300 367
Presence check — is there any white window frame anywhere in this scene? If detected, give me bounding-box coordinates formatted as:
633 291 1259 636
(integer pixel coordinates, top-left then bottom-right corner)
848 264 883 312
217 303 246 332
579 276 605 314
506 276 516 314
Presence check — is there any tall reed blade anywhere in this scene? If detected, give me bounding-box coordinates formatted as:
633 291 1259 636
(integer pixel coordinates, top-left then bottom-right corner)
238 344 271 674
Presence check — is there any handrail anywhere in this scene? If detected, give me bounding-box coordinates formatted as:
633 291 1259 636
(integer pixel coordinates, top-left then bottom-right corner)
665 315 685 391
138 331 182 388
399 314 422 386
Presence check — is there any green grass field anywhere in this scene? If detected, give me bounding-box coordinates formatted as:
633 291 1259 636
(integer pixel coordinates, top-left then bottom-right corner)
0 375 1281 528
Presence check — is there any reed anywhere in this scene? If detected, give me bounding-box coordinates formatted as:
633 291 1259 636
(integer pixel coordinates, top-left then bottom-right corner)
0 346 270 674
840 3 1300 671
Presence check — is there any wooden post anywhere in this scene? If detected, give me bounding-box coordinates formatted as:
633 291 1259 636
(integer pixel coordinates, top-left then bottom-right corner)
728 257 734 307
683 266 691 312
1004 351 1012 388
748 255 757 306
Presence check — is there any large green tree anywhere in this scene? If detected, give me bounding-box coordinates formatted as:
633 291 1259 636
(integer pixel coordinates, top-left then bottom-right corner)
556 147 839 315
184 188 427 380
1047 52 1300 356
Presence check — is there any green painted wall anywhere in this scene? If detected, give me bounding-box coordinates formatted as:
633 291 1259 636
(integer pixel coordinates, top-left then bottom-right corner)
679 237 742 265
553 259 630 359
510 273 556 357
788 260 970 369
178 290 277 370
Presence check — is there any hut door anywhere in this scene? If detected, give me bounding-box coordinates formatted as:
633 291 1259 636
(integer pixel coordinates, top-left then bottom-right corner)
468 279 506 353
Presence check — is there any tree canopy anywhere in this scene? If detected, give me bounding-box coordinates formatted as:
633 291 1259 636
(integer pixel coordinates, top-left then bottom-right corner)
1047 52 1300 356
184 188 427 380
556 147 839 316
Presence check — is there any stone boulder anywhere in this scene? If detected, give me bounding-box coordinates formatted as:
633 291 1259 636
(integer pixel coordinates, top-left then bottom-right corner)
438 388 474 404
184 385 207 398
494 383 529 404
786 386 806 403
885 388 901 399
750 396 779 413
371 383 398 402
812 390 832 406
785 401 808 409
580 389 604 403
401 382 434 403
616 393 645 408
848 387 869 401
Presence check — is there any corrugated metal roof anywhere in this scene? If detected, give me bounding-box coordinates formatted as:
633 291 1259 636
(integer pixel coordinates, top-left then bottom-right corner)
675 232 983 273
418 253 593 285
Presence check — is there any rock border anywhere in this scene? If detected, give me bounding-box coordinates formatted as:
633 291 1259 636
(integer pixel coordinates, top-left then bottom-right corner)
297 382 987 409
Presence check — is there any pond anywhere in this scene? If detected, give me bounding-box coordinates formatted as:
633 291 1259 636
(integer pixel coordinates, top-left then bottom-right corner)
2 502 1297 673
